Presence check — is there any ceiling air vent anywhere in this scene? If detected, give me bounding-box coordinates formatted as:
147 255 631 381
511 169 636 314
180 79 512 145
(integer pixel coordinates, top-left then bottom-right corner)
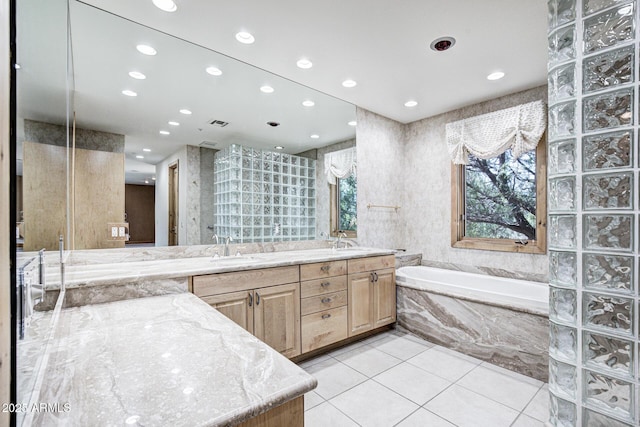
208 119 229 127
199 141 218 149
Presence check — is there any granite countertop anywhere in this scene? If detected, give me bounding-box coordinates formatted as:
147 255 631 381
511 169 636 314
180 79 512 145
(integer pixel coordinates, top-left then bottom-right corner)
27 293 317 426
46 247 395 289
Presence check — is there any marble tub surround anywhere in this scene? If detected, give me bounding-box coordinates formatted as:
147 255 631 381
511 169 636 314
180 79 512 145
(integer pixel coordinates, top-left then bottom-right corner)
394 251 422 268
397 286 549 381
421 258 548 284
29 293 317 426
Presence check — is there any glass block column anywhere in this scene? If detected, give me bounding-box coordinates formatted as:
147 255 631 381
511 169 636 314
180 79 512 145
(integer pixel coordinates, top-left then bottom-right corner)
213 144 316 243
548 0 639 425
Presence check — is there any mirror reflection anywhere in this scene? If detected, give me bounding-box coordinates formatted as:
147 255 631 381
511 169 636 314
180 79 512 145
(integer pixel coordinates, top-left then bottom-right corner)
16 0 356 251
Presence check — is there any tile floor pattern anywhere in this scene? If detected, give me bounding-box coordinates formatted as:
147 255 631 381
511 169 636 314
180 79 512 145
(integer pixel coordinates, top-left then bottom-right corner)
299 329 549 427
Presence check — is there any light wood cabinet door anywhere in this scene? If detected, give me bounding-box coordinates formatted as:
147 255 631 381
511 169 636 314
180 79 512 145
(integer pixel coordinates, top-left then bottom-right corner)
201 290 254 334
254 283 301 358
348 272 374 336
373 268 396 328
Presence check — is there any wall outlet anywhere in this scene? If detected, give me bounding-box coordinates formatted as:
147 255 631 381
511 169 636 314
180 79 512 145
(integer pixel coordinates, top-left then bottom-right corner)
108 223 129 241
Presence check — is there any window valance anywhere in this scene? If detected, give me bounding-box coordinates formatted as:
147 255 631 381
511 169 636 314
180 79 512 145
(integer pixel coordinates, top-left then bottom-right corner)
445 100 547 165
324 147 356 184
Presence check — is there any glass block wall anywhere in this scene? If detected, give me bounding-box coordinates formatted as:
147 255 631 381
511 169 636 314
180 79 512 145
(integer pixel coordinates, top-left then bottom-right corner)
548 0 639 425
213 144 316 243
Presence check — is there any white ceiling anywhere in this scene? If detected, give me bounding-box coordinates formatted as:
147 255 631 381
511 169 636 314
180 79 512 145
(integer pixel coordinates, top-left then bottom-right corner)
79 0 549 123
16 0 548 183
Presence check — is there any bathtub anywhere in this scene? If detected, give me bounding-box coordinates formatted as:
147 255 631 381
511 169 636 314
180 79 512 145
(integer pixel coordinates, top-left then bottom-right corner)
395 266 550 381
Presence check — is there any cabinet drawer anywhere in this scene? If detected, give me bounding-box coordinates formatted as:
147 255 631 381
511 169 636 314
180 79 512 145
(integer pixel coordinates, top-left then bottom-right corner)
301 306 348 353
300 275 347 298
347 255 395 274
300 260 347 281
301 290 347 316
192 265 299 297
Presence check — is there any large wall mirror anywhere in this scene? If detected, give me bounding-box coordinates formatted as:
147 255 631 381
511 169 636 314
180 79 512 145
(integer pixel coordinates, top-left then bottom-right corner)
16 0 356 252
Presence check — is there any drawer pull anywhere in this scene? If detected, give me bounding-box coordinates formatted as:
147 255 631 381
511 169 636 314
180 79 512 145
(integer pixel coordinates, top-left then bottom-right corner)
321 297 332 304
320 265 330 272
255 292 260 305
320 281 331 287
248 293 253 307
321 314 331 319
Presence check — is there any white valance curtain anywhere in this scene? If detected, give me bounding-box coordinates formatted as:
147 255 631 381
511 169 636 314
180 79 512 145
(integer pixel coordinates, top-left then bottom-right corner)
445 100 547 165
324 147 356 184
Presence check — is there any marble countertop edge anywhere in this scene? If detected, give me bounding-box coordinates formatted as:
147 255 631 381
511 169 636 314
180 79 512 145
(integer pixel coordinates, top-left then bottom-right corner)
45 247 396 290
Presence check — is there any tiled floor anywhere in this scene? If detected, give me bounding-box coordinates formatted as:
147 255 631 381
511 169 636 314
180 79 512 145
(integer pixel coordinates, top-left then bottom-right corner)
299 329 549 427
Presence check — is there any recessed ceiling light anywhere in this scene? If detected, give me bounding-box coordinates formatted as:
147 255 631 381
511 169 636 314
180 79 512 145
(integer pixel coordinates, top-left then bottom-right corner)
206 66 222 76
430 36 456 52
348 121 357 126
14 63 21 70
274 146 284 150
302 100 315 107
122 90 137 97
404 100 418 107
260 85 274 93
159 130 170 135
342 79 357 88
152 177 156 181
144 180 149 184
487 71 505 81
143 148 151 152
136 155 144 159
235 31 255 44
179 109 192 115
168 121 180 126
128 71 146 80
136 44 157 56
310 134 320 139
152 0 177 12
296 58 313 69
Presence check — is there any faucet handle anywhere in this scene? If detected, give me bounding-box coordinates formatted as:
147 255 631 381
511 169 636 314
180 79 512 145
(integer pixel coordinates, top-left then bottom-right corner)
212 233 219 244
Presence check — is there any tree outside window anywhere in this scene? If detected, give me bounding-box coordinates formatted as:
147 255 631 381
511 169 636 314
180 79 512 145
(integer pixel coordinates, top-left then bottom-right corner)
330 172 357 237
451 139 546 253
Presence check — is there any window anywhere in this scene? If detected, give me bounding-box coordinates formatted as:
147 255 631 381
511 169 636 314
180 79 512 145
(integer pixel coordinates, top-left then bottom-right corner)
330 172 357 237
451 138 546 253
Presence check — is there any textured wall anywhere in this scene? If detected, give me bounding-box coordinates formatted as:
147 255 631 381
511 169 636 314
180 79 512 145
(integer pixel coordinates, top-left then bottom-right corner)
547 1 640 425
355 108 405 249
356 88 549 281
199 147 217 244
402 86 549 281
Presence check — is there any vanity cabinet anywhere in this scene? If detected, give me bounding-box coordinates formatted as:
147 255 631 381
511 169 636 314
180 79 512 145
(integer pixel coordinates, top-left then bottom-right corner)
347 255 396 336
300 260 349 353
193 266 301 358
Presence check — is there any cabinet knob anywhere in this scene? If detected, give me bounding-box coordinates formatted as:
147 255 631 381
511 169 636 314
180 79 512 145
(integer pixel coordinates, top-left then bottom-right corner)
320 281 331 287
321 297 332 304
320 265 330 272
321 313 331 319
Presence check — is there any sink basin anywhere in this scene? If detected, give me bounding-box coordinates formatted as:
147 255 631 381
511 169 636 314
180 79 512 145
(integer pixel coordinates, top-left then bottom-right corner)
210 255 263 263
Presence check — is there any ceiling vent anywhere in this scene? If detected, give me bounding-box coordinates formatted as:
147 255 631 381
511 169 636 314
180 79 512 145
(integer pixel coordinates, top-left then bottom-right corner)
199 141 218 149
208 119 229 127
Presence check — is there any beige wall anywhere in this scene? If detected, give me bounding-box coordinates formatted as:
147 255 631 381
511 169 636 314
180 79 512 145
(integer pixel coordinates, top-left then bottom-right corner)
1 0 12 422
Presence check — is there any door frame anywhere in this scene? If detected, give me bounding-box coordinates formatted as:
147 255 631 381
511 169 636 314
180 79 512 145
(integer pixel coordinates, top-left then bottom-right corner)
168 160 179 246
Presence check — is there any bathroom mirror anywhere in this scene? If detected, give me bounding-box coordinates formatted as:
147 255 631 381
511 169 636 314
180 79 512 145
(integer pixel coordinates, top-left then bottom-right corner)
16 0 356 251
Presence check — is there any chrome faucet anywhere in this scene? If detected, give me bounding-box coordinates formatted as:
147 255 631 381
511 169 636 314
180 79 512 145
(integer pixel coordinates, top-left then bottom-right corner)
224 236 233 256
212 233 220 258
333 231 348 250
